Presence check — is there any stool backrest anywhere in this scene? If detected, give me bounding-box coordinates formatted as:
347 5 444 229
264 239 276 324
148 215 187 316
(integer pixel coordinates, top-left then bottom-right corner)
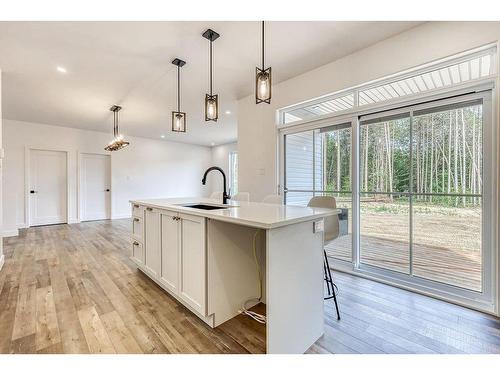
307 196 339 244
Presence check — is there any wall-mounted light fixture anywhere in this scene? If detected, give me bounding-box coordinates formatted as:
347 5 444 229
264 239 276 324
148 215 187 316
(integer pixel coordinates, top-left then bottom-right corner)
202 28 220 122
256 21 272 104
104 105 129 151
171 58 187 132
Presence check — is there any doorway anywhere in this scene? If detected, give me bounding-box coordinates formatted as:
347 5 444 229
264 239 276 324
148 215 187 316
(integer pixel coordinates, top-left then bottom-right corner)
28 149 68 226
80 153 111 221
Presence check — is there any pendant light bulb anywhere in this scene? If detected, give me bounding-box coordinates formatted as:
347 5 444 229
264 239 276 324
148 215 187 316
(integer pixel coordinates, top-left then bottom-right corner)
206 97 217 120
257 70 271 101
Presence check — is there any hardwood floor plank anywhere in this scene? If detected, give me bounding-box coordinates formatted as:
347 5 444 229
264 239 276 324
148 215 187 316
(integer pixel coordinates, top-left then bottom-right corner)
11 283 37 341
77 306 116 354
100 310 143 354
10 333 36 354
35 286 61 351
48 264 90 354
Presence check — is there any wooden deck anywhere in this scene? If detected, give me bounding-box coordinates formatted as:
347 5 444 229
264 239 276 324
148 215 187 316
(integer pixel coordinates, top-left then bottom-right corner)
325 234 482 291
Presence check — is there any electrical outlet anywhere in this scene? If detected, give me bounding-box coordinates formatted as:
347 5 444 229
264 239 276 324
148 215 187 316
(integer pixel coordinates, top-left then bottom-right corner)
313 220 324 233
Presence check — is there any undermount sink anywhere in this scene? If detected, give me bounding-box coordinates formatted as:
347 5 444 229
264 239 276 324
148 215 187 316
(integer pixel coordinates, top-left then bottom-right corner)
178 203 233 210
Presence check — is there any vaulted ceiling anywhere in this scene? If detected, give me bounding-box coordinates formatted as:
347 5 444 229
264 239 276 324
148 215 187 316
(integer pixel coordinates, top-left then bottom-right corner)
0 21 422 146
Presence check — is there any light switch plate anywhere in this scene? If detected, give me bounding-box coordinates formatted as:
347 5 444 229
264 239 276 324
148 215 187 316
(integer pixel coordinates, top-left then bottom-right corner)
313 220 324 233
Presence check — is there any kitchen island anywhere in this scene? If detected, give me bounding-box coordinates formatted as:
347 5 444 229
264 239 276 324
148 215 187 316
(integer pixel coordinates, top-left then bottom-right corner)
129 197 336 354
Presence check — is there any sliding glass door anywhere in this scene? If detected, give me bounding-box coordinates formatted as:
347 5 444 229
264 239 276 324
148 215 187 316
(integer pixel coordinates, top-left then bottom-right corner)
358 94 489 295
281 90 494 309
411 100 483 291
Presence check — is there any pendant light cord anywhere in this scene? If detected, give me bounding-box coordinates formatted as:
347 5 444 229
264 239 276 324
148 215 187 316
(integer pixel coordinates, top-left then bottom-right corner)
209 38 213 95
113 110 117 137
261 21 265 70
177 65 181 112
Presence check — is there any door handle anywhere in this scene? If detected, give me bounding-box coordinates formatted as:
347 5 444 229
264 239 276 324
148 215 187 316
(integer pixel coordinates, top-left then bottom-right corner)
133 218 140 222
30 190 37 194
105 189 110 192
132 241 139 246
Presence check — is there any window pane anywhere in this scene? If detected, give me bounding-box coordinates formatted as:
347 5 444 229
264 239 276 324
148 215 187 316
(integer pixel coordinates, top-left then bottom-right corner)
284 191 313 206
360 116 411 193
322 192 352 262
321 125 352 192
412 103 482 195
285 130 315 191
360 193 410 274
411 101 483 291
412 196 482 291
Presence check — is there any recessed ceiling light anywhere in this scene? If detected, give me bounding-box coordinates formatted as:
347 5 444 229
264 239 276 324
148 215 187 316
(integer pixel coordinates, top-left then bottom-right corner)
160 135 165 139
56 66 67 74
211 142 215 146
225 110 231 115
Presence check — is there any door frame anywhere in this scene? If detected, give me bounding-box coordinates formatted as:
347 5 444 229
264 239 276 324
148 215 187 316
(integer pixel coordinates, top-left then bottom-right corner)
77 151 112 222
24 146 71 227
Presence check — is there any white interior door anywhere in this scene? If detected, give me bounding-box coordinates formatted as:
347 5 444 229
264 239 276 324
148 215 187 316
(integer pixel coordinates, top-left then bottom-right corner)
29 149 67 226
81 153 111 221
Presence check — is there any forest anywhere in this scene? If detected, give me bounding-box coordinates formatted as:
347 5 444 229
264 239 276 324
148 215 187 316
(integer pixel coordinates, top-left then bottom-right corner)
324 104 483 207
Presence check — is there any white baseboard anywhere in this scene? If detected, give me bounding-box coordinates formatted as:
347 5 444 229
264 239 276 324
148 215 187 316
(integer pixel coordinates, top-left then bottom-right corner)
1 229 19 237
0 254 4 271
112 214 132 220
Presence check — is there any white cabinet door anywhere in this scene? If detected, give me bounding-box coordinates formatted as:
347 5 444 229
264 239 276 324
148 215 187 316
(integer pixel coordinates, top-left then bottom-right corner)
160 211 179 294
144 207 161 277
131 240 144 265
179 213 206 315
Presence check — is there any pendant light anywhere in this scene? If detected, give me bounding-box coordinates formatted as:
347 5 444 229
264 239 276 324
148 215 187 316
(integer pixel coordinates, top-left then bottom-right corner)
202 28 220 122
256 21 272 104
171 58 187 132
104 105 129 151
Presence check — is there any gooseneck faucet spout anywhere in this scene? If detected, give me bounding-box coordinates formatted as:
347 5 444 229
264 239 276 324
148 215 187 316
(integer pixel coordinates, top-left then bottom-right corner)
202 166 230 204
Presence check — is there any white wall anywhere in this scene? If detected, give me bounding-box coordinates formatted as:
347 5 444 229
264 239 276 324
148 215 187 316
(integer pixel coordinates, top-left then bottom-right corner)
2 119 213 235
237 21 500 201
210 142 237 194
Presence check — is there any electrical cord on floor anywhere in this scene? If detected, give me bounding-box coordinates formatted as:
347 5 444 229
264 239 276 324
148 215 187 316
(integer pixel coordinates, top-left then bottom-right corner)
239 230 267 324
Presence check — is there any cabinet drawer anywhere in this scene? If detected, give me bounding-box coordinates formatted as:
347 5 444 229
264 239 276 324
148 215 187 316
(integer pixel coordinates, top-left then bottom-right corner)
132 216 144 240
132 203 144 218
131 239 144 265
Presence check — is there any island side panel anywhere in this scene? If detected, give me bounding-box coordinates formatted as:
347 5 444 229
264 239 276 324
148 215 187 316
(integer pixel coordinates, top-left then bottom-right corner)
207 219 266 327
266 219 324 354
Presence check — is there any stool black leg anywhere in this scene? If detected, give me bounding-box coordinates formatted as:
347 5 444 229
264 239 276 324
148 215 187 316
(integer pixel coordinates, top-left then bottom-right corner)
323 250 340 320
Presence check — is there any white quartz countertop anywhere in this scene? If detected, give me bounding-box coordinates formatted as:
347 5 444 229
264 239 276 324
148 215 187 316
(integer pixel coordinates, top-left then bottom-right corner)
130 197 339 229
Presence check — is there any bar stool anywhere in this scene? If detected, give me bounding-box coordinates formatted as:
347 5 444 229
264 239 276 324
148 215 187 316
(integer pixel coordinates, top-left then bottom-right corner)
308 196 341 320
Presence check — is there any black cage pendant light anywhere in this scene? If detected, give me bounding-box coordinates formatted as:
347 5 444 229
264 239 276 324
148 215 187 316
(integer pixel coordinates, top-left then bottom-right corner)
256 21 272 104
202 29 220 122
171 58 187 132
104 105 129 151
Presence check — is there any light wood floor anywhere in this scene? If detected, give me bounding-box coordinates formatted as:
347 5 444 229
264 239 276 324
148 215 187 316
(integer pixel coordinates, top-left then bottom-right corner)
1 219 499 354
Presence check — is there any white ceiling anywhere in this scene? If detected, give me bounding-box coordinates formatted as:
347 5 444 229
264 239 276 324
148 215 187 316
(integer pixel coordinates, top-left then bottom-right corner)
0 21 422 146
